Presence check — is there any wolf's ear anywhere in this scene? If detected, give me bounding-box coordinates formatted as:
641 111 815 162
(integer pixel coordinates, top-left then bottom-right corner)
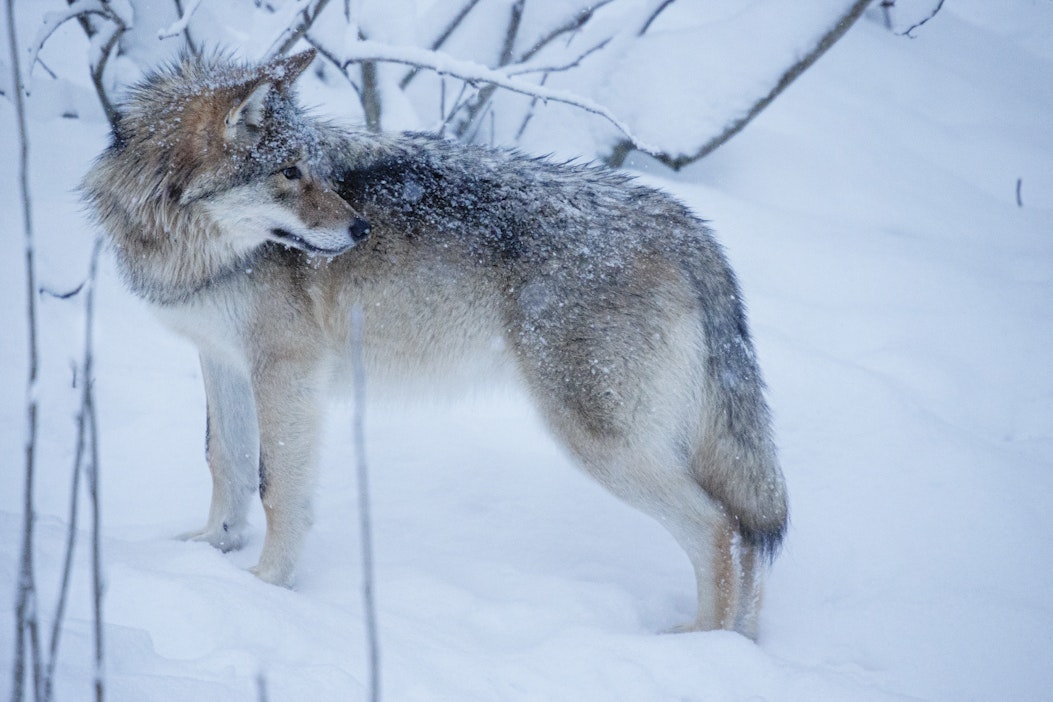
225 81 272 146
265 49 316 89
224 50 316 147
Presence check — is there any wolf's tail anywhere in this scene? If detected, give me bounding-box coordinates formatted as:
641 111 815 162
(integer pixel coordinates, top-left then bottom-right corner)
683 249 788 561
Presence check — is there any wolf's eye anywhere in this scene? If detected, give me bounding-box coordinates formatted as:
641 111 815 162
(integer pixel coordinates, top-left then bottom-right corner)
282 166 302 180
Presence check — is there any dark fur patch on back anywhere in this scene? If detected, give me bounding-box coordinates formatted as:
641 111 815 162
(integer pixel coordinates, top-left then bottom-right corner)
336 152 528 262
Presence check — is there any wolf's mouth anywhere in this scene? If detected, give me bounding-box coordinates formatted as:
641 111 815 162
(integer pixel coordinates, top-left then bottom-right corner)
269 228 356 256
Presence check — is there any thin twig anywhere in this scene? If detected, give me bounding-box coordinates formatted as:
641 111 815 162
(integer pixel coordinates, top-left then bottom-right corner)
40 282 86 300
513 72 548 141
90 19 124 130
162 0 201 54
40 237 103 702
350 306 380 702
256 672 269 702
35 1 129 118
507 37 610 76
638 0 676 36
899 0 945 38
400 0 484 90
451 0 524 139
41 1 128 129
87 381 103 702
518 0 615 64
7 0 44 698
268 0 332 59
304 34 364 101
88 236 106 702
43 443 81 702
436 79 471 135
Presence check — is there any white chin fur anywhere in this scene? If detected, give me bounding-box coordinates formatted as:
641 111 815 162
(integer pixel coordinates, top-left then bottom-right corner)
201 187 353 256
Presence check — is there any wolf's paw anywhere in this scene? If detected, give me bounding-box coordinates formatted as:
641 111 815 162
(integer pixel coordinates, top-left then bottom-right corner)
249 563 296 589
178 523 245 553
663 619 757 640
663 621 706 635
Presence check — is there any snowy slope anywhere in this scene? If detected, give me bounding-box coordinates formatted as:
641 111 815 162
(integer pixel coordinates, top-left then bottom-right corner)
3 3 1052 701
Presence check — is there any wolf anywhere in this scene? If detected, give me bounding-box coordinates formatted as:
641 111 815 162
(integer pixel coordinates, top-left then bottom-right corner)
82 49 788 638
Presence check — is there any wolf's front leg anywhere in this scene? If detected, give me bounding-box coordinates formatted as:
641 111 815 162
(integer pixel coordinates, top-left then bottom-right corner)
250 356 325 587
181 354 260 551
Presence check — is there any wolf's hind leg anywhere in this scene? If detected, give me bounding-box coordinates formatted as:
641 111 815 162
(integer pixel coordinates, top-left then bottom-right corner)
668 509 763 636
734 539 763 640
542 414 763 637
180 355 259 552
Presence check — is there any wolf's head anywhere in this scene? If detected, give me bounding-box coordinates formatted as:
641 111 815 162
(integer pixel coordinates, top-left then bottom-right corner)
85 50 369 275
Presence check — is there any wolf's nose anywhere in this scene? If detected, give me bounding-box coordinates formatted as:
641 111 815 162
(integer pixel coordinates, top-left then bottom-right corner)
349 217 370 243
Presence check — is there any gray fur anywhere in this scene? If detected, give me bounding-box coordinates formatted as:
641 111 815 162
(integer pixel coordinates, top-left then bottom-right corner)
82 50 787 637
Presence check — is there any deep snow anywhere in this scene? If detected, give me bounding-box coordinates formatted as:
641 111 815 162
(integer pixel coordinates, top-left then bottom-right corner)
2 2 1052 701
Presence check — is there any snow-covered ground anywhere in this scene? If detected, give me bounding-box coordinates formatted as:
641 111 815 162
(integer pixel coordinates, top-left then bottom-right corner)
2 3 1052 700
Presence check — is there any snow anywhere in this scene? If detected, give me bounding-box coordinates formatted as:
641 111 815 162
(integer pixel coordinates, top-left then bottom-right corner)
3 2 1053 701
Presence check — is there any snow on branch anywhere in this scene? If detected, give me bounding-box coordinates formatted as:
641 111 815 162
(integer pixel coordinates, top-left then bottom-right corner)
607 0 874 169
310 36 661 156
519 0 617 63
157 0 201 41
267 0 332 60
398 0 483 89
27 0 128 128
30 0 128 68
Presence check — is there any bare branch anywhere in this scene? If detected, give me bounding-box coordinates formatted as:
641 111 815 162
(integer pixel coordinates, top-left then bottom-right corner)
451 0 524 139
160 0 201 54
350 306 381 702
519 0 615 64
513 72 548 141
899 0 945 38
317 37 657 153
87 378 104 702
507 37 610 76
308 26 383 132
607 0 873 169
6 0 44 698
256 672 270 702
39 1 128 130
638 0 676 36
44 383 85 702
41 237 104 702
31 1 126 73
89 19 124 130
267 0 332 59
357 30 382 132
400 0 484 90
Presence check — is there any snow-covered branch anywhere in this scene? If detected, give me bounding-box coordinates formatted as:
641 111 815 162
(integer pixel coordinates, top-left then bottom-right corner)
157 0 200 41
399 0 483 89
27 0 128 128
267 0 332 59
607 0 874 169
30 0 127 74
309 36 659 155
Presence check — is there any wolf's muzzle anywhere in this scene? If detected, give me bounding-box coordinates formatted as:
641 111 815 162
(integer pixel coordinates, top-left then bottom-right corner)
270 220 368 256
